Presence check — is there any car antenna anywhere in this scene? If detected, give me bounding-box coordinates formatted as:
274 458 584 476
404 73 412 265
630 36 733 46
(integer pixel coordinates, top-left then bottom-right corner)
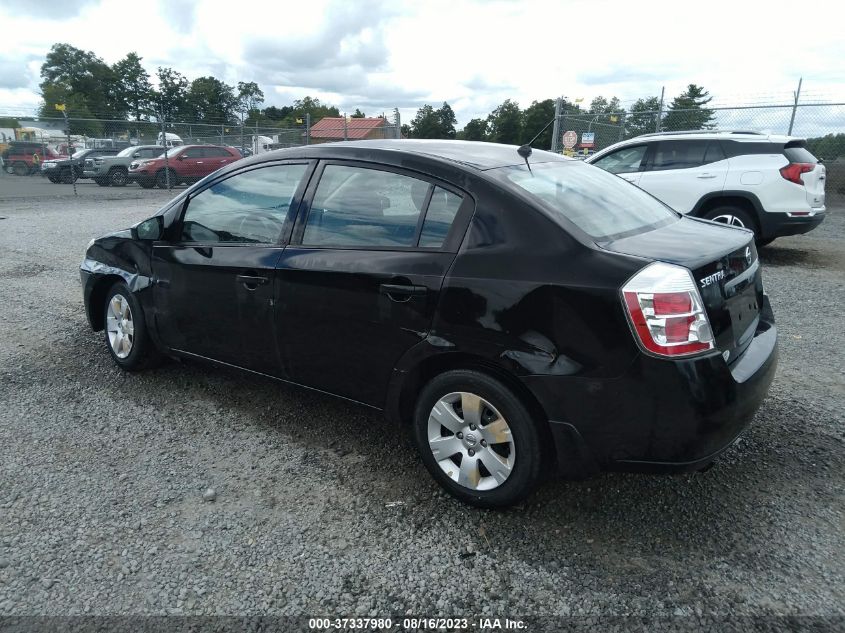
517 115 557 174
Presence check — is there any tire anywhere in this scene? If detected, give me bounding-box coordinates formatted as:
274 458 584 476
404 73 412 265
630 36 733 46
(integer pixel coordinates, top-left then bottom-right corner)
94 177 110 187
60 167 77 184
137 178 155 189
108 168 128 187
413 370 544 508
703 206 757 236
47 175 61 184
102 282 161 372
155 169 176 189
757 238 775 247
13 161 29 176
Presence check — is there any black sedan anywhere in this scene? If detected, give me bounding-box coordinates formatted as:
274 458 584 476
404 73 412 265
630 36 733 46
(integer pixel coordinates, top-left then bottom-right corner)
80 140 778 507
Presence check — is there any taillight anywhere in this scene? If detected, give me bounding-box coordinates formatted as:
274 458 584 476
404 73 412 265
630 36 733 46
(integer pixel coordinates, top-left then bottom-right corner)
622 262 715 357
779 162 814 185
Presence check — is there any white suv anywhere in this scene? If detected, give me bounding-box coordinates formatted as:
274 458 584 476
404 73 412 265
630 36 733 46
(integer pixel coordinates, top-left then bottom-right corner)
586 131 826 244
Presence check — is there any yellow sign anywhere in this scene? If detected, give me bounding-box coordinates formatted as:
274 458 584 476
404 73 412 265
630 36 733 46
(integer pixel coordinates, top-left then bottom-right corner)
295 118 303 124
54 103 66 112
574 98 584 104
610 115 618 123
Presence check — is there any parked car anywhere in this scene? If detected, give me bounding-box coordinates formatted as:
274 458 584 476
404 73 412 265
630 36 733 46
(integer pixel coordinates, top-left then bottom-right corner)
42 147 120 183
81 140 777 508
1 141 65 176
83 145 165 187
127 145 240 189
586 131 826 245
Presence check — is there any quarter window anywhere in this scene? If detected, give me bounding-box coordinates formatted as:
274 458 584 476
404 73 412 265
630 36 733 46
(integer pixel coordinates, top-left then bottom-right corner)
703 141 726 164
420 187 463 248
592 145 647 174
303 165 428 247
181 164 307 244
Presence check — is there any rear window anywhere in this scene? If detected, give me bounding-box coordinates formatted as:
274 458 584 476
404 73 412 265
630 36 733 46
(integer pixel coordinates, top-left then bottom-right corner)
783 143 818 164
495 161 678 241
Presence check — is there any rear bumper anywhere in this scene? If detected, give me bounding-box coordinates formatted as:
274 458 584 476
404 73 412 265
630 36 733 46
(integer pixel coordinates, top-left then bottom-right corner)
527 297 778 473
758 210 825 239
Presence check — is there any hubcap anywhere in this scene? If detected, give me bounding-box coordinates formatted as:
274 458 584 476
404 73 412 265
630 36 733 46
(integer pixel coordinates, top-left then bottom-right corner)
711 214 746 228
427 392 515 491
106 294 134 359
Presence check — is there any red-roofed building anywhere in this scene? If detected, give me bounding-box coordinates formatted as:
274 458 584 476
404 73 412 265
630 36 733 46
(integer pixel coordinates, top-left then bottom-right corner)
309 117 387 142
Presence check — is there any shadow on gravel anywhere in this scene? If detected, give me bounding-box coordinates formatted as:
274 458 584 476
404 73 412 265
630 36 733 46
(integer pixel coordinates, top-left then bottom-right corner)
759 245 826 268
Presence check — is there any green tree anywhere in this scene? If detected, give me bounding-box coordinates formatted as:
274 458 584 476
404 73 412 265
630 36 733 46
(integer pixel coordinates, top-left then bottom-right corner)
237 81 265 126
350 108 366 118
409 104 441 138
624 96 661 138
459 117 488 141
487 99 522 145
286 96 340 126
185 76 237 123
662 84 715 131
153 67 189 122
521 99 556 148
112 52 152 121
437 102 457 139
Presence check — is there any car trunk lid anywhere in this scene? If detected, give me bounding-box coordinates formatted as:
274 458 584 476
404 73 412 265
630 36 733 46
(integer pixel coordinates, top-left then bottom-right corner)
602 217 763 364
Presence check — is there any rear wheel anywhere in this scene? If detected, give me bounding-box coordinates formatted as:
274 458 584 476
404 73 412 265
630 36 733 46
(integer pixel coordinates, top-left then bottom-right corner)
103 282 160 371
108 168 128 187
137 178 155 189
413 370 544 508
703 206 757 236
13 161 29 176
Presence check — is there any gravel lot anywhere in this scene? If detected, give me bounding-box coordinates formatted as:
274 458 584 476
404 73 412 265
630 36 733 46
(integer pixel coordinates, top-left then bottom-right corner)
0 177 842 624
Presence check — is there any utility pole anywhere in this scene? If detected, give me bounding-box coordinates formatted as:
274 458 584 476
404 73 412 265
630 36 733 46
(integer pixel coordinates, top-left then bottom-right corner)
788 77 802 136
655 86 665 133
305 113 311 146
159 108 171 190
57 105 77 196
343 114 348 141
551 97 562 152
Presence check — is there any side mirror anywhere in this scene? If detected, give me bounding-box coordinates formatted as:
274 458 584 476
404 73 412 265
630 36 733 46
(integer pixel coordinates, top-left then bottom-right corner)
177 154 186 161
132 216 164 241
133 152 141 158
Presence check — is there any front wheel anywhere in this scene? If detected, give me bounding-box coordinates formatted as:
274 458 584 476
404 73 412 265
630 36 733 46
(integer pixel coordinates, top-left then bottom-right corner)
155 169 177 189
60 167 77 184
103 283 160 371
47 174 61 183
413 370 544 508
108 168 128 187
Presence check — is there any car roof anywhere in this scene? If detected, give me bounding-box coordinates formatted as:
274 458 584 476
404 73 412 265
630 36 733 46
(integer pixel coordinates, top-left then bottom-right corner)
248 139 571 171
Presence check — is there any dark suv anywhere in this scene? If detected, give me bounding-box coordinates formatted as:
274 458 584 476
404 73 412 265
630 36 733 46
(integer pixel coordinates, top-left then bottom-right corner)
81 140 777 507
42 147 120 184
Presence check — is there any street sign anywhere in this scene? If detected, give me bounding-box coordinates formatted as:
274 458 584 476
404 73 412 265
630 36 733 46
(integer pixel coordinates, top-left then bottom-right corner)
54 103 66 112
562 130 578 149
581 132 595 148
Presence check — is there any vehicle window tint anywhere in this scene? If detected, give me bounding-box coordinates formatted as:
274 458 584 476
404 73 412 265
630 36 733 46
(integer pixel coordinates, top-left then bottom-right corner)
651 140 708 170
181 164 307 244
303 165 427 248
723 141 781 158
204 147 228 157
142 148 160 158
183 147 204 158
783 145 817 163
592 145 647 174
703 141 726 164
419 187 462 248
496 161 677 241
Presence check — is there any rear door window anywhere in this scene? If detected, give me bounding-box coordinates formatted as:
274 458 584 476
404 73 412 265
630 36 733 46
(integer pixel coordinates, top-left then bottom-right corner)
650 140 708 170
302 165 427 248
419 187 463 248
703 141 726 164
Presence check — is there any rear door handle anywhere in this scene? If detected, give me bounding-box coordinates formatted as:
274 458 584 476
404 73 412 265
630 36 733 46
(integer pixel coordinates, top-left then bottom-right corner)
237 274 268 289
380 283 427 301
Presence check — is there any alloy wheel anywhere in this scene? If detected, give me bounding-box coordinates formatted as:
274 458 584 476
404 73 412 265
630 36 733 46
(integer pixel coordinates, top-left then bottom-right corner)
427 392 516 491
710 214 746 228
106 294 134 359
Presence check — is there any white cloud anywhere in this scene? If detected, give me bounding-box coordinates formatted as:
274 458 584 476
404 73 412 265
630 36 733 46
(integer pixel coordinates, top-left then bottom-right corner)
0 0 843 127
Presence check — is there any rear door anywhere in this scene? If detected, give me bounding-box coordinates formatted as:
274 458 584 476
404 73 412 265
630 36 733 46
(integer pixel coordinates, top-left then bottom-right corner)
152 161 312 375
638 139 728 213
276 161 473 406
589 144 649 186
204 147 240 175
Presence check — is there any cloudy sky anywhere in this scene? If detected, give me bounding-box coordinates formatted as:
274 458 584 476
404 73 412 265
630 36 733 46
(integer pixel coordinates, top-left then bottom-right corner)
1 0 844 129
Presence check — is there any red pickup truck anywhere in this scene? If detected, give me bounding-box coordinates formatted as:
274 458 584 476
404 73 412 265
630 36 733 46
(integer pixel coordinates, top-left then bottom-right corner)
2 142 65 176
127 144 240 188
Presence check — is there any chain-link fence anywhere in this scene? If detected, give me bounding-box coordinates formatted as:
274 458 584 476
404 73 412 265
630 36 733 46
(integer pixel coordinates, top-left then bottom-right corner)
549 100 845 194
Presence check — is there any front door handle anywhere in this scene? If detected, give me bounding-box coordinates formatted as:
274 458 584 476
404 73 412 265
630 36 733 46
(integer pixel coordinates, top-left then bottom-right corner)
237 274 268 289
697 173 717 179
380 283 427 302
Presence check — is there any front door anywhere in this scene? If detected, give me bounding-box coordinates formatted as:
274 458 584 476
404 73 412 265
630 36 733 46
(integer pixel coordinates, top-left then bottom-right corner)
276 161 471 406
152 161 312 375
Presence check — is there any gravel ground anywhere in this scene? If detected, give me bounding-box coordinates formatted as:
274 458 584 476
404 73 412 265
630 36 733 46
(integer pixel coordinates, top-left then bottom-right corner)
0 178 842 623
